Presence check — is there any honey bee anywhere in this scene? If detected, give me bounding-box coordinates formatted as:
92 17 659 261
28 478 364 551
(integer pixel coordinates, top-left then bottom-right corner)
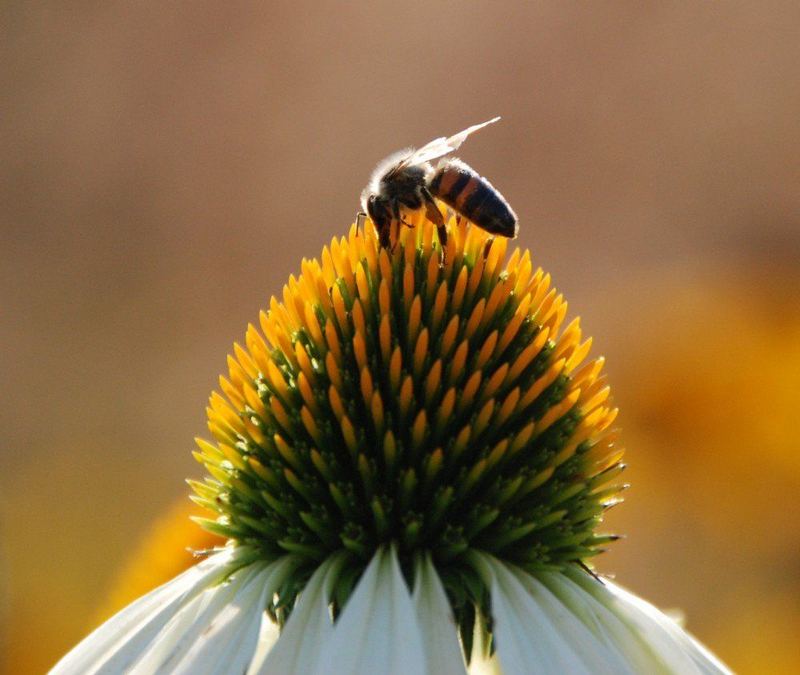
361 117 518 251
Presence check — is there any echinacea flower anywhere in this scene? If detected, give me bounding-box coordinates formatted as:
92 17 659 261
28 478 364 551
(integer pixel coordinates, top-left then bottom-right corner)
53 211 730 674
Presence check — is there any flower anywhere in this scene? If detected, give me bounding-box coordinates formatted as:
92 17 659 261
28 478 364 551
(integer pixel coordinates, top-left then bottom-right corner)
52 211 730 673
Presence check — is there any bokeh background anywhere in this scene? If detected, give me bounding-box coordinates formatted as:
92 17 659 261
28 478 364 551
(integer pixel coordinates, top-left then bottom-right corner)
2 2 799 672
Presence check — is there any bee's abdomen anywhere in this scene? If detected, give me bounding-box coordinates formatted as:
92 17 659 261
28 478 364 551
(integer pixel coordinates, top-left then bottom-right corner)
429 159 518 238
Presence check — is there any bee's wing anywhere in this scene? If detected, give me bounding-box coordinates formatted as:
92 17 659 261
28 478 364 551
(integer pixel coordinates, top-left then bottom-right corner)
398 117 502 168
442 116 501 153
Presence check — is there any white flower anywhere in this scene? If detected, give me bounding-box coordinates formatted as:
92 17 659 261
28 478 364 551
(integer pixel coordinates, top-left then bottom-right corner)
54 216 732 673
52 545 729 674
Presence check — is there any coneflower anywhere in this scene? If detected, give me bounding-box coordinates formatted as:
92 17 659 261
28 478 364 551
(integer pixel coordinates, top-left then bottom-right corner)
53 211 729 674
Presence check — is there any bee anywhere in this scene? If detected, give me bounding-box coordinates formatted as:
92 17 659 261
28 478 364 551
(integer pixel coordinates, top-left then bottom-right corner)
361 117 518 252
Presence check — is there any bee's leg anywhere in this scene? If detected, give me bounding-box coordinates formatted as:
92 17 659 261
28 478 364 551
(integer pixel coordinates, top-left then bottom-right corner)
372 215 391 249
389 202 410 253
392 202 415 231
378 220 391 249
368 198 392 250
422 188 447 263
356 211 367 235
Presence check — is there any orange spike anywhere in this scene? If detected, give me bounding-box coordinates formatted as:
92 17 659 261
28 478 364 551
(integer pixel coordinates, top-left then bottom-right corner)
297 372 320 416
431 282 448 335
379 278 391 318
481 279 509 331
243 382 266 416
300 406 323 446
351 299 367 339
340 415 359 456
481 363 509 402
331 284 349 335
325 352 343 391
464 298 486 340
355 263 371 311
403 266 415 313
436 388 456 432
233 343 259 380
324 321 342 364
301 305 323 350
496 295 531 357
440 316 460 359
466 253 486 303
219 376 245 410
379 314 392 362
458 371 482 414
509 421 535 457
513 251 532 297
424 360 443 403
473 399 495 437
371 391 385 434
495 387 520 428
451 265 468 314
399 376 414 421
266 360 290 401
360 367 374 407
407 295 422 345
517 358 565 411
295 341 316 385
413 328 429 379
270 397 293 434
447 340 469 386
536 389 581 435
425 253 440 304
412 410 428 448
565 338 593 373
475 331 499 370
378 248 393 287
506 327 550 384
353 332 368 372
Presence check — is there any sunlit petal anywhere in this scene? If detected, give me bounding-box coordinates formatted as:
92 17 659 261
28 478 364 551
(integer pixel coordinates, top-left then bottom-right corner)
130 557 294 674
565 570 730 674
51 548 244 674
472 553 620 675
314 548 426 674
249 554 347 674
412 555 467 675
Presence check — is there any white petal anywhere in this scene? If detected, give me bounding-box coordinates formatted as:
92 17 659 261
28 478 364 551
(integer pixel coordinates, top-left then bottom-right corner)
412 555 468 675
128 565 249 673
471 553 621 675
467 612 501 675
537 570 658 672
468 553 731 675
468 653 502 675
313 547 427 675
50 547 245 674
246 605 281 672
130 556 297 674
509 566 634 674
249 554 346 674
565 570 731 674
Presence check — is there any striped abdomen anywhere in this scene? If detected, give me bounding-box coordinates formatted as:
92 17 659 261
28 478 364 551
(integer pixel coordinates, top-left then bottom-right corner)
428 158 518 237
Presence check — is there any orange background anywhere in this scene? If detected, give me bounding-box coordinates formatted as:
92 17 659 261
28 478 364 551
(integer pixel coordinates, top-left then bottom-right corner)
2 3 799 672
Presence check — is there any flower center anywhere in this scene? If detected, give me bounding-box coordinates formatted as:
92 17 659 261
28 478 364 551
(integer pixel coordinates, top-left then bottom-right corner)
192 210 623 640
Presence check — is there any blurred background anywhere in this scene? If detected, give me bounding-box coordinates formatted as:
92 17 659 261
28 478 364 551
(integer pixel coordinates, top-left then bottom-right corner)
2 2 799 672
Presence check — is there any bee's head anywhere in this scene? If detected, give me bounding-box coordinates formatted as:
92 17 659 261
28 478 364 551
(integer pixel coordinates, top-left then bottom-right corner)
361 192 385 224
